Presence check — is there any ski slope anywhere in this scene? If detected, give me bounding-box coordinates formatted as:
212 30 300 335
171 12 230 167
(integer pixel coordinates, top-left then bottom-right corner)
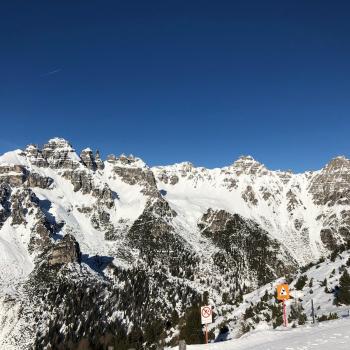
184 318 350 350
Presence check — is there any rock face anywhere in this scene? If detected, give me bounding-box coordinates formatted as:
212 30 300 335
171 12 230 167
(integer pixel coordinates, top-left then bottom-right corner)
108 154 160 197
23 138 80 169
0 182 11 227
80 148 103 171
198 209 296 286
41 138 81 169
95 150 105 170
0 164 53 188
48 234 81 266
309 156 350 206
241 185 258 206
308 156 350 251
230 155 268 176
1 138 350 349
127 198 191 269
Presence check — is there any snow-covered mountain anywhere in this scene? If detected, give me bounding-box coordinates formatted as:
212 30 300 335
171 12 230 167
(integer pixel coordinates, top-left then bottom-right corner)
0 137 349 349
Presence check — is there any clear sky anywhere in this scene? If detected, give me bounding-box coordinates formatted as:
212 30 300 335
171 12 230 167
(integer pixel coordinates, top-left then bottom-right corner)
1 0 350 172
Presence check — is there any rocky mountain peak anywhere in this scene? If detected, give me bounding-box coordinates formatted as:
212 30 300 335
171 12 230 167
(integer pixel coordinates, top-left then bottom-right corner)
309 155 350 206
39 138 80 169
44 137 73 149
233 155 260 165
80 148 98 171
230 155 267 176
324 156 350 173
24 144 46 167
176 161 194 171
25 144 38 152
107 153 147 169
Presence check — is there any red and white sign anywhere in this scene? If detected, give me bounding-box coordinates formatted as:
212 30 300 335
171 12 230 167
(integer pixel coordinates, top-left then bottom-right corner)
201 305 212 324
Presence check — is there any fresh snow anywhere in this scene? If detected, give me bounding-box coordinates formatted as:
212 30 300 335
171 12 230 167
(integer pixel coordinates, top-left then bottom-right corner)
189 251 350 344
152 163 324 265
0 220 34 295
0 150 27 166
183 318 350 350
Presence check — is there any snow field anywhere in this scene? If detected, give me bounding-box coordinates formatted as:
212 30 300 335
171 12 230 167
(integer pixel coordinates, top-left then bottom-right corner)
183 317 350 350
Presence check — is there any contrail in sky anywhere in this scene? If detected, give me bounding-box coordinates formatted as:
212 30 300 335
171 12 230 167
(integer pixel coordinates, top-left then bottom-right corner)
40 68 62 77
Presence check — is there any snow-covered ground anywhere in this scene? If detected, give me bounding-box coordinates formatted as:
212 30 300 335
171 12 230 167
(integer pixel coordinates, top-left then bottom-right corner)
187 250 350 345
184 318 350 350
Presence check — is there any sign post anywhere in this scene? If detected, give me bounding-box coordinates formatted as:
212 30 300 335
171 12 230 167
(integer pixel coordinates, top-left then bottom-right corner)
311 299 315 324
178 340 186 350
276 284 290 327
201 305 212 344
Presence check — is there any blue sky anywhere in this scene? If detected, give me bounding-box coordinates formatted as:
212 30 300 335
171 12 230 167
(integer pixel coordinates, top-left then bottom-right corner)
1 0 350 172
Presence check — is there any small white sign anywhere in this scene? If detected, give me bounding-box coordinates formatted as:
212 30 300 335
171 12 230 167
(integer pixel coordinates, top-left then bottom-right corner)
201 305 212 324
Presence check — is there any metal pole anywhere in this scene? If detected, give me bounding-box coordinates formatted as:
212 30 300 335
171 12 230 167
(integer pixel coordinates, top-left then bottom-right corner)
205 323 208 344
311 299 315 324
283 300 288 327
179 340 186 350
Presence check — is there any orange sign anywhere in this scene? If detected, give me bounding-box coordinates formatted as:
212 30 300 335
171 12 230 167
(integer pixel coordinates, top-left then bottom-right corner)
276 284 289 300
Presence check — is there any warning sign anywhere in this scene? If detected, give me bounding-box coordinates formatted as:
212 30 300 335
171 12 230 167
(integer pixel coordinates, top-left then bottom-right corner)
201 305 212 324
276 284 290 301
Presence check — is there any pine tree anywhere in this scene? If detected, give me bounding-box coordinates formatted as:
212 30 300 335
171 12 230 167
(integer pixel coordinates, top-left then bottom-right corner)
337 269 350 305
271 303 283 328
244 306 255 320
295 275 308 290
261 290 270 302
289 301 304 322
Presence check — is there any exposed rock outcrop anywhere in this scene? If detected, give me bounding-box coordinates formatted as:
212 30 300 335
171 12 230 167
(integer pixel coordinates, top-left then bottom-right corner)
242 185 258 206
47 234 81 266
0 182 11 227
108 154 159 197
29 214 56 252
230 155 268 176
128 198 194 272
309 156 350 206
0 164 53 189
198 209 296 286
41 138 81 169
11 189 39 226
80 148 98 171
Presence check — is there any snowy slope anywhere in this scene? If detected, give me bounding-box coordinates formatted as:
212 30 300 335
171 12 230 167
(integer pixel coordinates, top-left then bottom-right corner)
152 159 327 265
0 220 34 295
195 250 350 346
183 317 350 350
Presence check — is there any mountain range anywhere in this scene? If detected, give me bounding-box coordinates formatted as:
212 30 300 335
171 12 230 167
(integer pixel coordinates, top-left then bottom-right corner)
0 137 349 349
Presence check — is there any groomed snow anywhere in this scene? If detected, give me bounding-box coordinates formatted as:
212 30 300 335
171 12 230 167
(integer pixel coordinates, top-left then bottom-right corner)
182 317 350 350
